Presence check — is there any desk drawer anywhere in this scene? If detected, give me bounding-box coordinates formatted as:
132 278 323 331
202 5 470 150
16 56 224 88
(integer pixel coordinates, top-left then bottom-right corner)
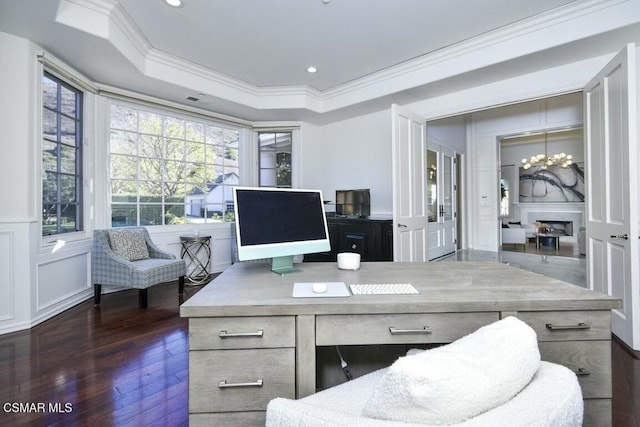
516 311 611 341
539 340 611 398
189 316 295 350
190 411 266 427
583 399 611 427
190 348 295 413
316 312 499 346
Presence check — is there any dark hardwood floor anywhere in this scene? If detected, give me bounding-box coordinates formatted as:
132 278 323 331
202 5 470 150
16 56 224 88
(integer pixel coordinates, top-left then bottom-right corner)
0 281 206 427
1 278 639 426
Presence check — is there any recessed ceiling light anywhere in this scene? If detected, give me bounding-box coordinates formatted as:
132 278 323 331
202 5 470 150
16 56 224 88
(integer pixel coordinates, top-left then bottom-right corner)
164 0 183 7
306 66 318 74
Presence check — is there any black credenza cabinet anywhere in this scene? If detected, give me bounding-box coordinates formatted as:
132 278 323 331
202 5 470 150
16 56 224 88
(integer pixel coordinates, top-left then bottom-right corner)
305 217 393 262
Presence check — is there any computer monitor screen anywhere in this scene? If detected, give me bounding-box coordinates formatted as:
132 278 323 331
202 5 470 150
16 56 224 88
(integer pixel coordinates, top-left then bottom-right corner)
233 187 331 274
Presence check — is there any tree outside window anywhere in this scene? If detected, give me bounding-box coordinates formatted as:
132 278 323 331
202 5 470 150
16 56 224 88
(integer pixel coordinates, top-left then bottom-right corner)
109 103 240 226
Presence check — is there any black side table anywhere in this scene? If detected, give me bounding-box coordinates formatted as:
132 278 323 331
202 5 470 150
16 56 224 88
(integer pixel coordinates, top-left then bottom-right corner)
179 234 212 284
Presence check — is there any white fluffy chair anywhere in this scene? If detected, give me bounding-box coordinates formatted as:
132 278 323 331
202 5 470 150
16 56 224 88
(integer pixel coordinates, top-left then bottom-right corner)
266 317 583 427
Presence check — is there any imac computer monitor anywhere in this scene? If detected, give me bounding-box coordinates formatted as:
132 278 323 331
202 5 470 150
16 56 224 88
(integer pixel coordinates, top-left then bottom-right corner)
233 187 331 274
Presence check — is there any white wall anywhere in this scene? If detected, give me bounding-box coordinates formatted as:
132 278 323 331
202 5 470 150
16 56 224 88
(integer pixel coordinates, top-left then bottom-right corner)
300 109 393 217
0 31 38 332
0 31 34 221
427 115 467 153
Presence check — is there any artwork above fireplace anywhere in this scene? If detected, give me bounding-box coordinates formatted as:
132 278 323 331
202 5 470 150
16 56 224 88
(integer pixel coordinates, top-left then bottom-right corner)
519 163 584 203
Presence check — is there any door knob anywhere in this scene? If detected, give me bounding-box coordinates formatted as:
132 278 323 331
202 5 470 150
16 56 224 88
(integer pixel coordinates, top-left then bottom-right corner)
397 223 407 228
610 234 629 240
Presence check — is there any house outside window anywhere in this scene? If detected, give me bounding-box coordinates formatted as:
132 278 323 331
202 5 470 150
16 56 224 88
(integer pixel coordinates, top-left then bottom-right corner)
109 103 240 226
42 72 83 236
259 131 292 187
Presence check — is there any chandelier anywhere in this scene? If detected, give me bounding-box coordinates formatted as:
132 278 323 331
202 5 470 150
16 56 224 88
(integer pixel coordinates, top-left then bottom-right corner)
521 132 573 170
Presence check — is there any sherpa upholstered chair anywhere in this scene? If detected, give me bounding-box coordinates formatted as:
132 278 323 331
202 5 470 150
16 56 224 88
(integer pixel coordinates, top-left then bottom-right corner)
92 227 186 308
266 317 583 427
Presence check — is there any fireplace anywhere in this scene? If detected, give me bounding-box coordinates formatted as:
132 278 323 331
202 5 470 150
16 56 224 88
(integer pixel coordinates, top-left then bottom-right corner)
537 220 573 236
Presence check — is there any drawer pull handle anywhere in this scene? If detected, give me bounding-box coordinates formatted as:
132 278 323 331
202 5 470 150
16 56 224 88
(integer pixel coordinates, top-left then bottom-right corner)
389 326 432 335
545 322 590 331
218 379 264 388
219 330 264 338
575 368 591 376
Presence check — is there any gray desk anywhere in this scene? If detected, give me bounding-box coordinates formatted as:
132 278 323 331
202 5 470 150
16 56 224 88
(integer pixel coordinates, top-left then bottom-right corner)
180 261 620 427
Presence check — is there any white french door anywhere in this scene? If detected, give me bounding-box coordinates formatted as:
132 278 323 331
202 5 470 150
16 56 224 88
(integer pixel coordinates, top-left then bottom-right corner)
584 43 640 349
392 104 428 262
426 145 457 260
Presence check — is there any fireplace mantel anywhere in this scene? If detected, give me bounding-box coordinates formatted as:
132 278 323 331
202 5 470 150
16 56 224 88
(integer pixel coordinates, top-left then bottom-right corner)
514 202 584 240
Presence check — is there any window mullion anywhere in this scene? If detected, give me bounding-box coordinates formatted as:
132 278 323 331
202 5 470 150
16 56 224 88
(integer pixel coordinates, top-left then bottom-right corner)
56 83 63 235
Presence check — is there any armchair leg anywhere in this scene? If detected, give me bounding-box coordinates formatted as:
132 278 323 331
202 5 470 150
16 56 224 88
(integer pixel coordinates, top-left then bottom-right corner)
179 276 185 294
138 289 148 309
94 284 102 305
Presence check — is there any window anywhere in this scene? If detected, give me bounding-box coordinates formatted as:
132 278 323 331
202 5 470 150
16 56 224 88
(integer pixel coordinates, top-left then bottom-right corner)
42 72 83 236
259 131 292 187
109 103 240 226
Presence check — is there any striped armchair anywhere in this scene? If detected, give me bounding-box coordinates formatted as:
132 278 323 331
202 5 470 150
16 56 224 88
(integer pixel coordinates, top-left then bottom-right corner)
92 227 186 308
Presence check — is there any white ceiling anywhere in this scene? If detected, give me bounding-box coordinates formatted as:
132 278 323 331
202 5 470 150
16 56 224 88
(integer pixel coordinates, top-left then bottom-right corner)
115 0 576 91
0 0 637 122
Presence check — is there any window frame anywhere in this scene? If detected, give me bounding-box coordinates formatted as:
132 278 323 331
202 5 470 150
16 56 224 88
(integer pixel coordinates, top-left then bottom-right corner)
41 70 84 239
107 100 245 227
258 131 293 188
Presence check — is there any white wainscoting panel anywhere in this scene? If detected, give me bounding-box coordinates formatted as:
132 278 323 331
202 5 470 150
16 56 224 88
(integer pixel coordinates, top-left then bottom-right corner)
37 253 90 311
0 232 13 321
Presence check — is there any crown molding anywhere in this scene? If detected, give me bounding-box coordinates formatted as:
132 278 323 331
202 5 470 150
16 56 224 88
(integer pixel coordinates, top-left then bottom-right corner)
107 0 152 59
143 48 325 112
55 0 638 115
97 82 254 127
320 0 634 109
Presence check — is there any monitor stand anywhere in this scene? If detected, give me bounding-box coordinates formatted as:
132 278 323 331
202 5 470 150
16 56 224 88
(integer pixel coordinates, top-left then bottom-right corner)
271 255 301 275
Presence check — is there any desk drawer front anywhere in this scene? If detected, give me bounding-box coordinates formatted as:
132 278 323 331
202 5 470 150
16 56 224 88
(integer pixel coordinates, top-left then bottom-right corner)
316 312 499 346
583 399 611 427
190 316 295 350
538 340 611 399
190 348 295 412
516 311 611 341
190 411 266 427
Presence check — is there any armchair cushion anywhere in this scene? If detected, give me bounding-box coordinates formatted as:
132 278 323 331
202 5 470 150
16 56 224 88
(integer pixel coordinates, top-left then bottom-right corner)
108 228 150 261
362 317 540 425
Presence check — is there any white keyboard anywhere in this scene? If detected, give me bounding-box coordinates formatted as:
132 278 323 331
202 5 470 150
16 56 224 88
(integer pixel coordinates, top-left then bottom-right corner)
349 283 419 295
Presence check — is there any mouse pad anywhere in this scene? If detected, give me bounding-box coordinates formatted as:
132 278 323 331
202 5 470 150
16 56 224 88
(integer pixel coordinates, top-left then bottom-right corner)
292 282 350 298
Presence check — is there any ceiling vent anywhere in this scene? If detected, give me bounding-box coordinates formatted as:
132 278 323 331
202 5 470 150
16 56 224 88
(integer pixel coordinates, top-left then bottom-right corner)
186 96 199 102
